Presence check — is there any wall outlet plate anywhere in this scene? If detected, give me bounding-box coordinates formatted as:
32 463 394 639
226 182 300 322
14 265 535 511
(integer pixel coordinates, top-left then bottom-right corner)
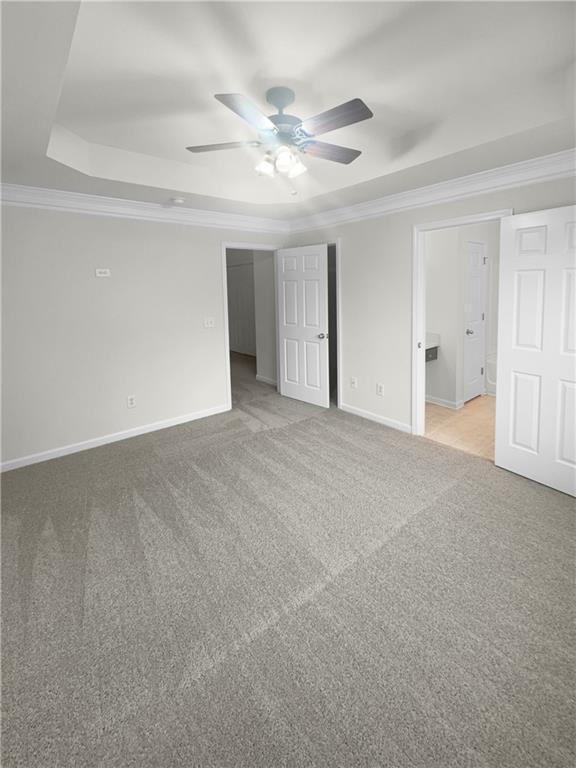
127 395 136 409
95 268 111 278
350 377 358 389
376 383 385 397
203 317 215 328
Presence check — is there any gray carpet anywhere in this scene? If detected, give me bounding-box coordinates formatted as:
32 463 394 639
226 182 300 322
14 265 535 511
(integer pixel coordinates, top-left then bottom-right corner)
2 356 575 767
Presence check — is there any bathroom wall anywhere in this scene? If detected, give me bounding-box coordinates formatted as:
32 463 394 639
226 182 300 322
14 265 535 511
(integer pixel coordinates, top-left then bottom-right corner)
425 228 462 407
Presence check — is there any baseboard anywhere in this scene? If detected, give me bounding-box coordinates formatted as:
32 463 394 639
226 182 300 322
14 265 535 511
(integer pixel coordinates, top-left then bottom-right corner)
255 374 277 387
1 403 230 472
425 396 464 410
339 403 412 433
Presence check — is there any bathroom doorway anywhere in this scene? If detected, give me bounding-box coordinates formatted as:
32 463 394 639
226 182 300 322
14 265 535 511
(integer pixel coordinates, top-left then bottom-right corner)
412 212 507 460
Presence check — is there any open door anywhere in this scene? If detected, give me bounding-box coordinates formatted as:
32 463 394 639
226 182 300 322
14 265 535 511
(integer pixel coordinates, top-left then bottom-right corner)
276 244 330 407
463 240 487 402
495 205 576 496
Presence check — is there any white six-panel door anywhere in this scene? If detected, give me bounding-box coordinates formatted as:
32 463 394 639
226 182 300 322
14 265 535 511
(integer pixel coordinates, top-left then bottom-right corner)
276 245 330 408
495 205 576 496
463 240 487 402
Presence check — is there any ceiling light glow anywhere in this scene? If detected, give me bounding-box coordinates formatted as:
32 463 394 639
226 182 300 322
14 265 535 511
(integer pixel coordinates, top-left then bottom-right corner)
255 156 275 177
288 157 307 179
255 147 307 183
274 147 295 174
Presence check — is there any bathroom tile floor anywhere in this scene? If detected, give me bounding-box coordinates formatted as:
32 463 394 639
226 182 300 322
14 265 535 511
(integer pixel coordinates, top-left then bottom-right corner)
425 395 496 461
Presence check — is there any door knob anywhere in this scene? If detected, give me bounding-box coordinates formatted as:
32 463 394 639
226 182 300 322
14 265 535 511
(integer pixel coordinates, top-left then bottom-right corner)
317 333 327 339
466 329 474 336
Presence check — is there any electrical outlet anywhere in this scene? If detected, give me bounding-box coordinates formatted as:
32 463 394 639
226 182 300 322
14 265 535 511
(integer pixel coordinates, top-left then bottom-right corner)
376 383 385 397
95 268 111 278
127 395 136 409
350 377 358 389
203 317 215 328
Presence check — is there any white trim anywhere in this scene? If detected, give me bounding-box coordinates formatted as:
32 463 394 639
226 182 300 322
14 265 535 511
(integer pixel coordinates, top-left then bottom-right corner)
1 404 229 472
2 150 574 234
339 402 412 433
255 374 277 386
425 396 464 410
412 209 514 233
1 184 290 234
412 222 427 437
335 238 344 409
289 149 576 232
221 246 232 410
411 208 513 436
221 241 279 251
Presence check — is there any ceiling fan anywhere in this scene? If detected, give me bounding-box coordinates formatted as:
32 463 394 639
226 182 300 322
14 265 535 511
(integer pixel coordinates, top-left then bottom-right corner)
186 87 373 179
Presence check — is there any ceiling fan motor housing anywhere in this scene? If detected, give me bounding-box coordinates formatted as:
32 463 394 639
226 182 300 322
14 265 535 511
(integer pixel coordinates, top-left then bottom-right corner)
267 113 305 147
265 86 296 112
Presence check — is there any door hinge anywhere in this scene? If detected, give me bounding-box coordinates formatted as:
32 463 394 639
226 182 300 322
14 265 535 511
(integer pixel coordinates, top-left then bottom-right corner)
483 256 487 265
482 312 485 321
481 366 484 375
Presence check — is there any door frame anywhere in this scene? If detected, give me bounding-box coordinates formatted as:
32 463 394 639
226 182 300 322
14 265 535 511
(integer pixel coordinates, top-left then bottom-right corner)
221 239 342 410
411 210 512 436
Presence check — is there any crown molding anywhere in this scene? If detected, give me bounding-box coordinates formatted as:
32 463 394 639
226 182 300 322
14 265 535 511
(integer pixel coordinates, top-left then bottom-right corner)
0 184 290 234
287 148 576 232
2 149 574 235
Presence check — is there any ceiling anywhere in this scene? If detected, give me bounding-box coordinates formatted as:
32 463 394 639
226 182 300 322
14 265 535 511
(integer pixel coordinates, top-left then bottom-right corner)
2 1 575 218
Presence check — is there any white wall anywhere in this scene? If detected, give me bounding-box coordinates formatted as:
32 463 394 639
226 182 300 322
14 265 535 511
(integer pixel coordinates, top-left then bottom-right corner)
226 249 256 356
424 227 462 407
1 206 278 465
253 251 277 385
286 178 575 431
3 177 574 465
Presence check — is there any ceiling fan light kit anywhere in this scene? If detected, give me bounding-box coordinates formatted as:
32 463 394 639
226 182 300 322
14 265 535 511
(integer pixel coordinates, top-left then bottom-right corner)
275 146 297 174
287 155 307 179
186 86 373 191
256 146 308 178
255 154 276 178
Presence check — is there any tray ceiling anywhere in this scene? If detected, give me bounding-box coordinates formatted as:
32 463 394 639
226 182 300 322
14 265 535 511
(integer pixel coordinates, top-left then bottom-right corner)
3 1 575 214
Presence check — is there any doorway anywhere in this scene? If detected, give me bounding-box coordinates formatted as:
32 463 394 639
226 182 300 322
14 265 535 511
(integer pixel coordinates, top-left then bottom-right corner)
223 241 339 411
225 246 277 406
412 211 510 460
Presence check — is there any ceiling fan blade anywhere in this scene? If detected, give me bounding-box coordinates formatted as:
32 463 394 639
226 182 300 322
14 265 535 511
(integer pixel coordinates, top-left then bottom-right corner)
215 94 278 133
298 98 373 137
186 141 261 153
300 141 361 164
